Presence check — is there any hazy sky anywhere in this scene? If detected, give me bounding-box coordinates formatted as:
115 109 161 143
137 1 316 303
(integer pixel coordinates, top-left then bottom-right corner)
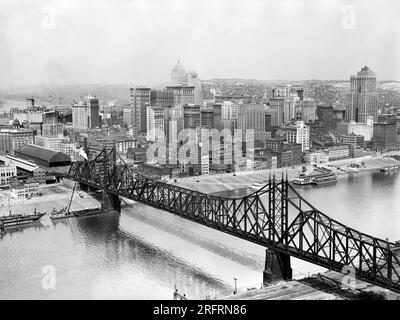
0 0 399 86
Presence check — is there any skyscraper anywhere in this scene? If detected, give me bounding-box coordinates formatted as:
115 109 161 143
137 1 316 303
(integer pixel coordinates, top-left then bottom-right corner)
346 66 379 123
183 104 201 129
72 94 100 130
171 59 187 85
186 70 203 106
237 104 267 144
130 86 151 136
146 106 165 142
166 85 195 108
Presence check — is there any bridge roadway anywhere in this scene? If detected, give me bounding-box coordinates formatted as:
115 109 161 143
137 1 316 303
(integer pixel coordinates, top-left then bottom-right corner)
67 148 400 294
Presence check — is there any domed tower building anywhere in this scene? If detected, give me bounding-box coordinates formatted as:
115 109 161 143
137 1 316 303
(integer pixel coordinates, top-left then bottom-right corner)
171 59 187 85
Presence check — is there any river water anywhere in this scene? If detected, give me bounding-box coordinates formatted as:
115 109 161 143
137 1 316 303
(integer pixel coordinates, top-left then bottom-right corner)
0 170 399 299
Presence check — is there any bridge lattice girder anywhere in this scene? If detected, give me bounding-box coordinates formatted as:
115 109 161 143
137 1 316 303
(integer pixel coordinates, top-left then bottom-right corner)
68 148 400 293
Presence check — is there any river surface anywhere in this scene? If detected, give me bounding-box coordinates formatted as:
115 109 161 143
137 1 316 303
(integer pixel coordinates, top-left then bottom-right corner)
0 170 399 299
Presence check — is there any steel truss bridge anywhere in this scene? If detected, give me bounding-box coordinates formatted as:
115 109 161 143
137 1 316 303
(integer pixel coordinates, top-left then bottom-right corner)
68 148 400 293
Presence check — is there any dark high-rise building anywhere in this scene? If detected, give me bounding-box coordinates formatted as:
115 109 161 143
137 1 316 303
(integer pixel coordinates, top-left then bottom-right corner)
130 86 151 136
346 66 378 123
200 108 214 129
316 104 335 131
183 105 200 129
87 96 101 129
213 104 222 131
265 114 272 133
373 114 397 151
150 89 175 108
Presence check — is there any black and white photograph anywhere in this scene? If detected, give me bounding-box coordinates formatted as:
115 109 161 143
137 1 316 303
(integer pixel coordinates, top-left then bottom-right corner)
0 0 400 310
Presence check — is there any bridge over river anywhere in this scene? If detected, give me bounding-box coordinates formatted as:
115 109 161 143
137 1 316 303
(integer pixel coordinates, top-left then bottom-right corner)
67 148 400 294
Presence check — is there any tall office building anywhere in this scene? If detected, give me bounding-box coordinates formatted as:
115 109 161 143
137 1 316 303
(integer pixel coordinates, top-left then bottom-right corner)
183 104 201 129
316 104 336 131
346 66 379 123
337 117 374 141
150 89 175 108
164 106 184 143
296 100 317 122
200 108 214 129
0 127 34 155
281 121 310 152
186 70 203 106
237 104 267 143
72 94 100 130
130 86 151 136
171 60 187 85
146 106 166 142
268 96 299 126
166 85 195 108
212 104 222 131
373 114 397 151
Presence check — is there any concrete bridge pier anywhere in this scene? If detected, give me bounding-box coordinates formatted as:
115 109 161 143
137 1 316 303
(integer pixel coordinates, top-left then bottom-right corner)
263 248 292 285
101 191 121 213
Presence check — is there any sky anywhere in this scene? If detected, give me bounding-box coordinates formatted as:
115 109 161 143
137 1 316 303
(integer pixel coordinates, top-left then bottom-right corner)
0 0 399 86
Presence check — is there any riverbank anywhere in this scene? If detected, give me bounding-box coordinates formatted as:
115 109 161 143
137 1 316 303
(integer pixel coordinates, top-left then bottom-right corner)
169 155 400 195
218 270 400 300
0 183 100 215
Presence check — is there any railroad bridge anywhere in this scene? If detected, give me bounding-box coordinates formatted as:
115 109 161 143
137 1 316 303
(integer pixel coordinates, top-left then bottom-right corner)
68 148 400 294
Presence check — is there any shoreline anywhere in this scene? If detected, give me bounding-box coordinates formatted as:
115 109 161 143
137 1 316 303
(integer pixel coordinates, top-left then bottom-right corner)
170 155 400 194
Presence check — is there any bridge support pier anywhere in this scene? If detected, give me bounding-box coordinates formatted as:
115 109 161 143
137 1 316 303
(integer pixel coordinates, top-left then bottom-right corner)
101 191 121 213
263 248 292 285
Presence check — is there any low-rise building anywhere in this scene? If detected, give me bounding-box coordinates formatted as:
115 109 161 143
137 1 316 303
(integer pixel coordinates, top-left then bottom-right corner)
0 162 17 187
339 133 365 147
10 178 40 199
323 145 350 161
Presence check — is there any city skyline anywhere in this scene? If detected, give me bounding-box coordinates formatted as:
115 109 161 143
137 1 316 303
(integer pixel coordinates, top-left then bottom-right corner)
0 0 399 86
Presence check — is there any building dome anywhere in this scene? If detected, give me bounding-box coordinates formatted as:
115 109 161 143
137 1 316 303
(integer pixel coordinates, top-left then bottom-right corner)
172 59 185 73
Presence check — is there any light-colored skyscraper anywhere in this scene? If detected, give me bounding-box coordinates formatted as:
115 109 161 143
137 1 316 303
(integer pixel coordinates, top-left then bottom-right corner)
166 85 195 108
346 66 378 123
146 106 165 142
237 104 266 143
268 96 299 126
171 59 187 85
186 70 202 106
72 94 100 130
281 120 310 151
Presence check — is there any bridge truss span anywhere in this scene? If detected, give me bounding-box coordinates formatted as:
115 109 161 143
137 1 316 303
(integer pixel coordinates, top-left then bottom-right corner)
68 147 400 293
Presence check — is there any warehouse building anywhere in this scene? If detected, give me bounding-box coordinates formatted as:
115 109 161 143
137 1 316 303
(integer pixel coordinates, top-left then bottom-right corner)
14 144 71 168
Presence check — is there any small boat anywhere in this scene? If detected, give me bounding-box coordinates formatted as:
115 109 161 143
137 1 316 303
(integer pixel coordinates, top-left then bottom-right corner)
311 175 337 185
50 208 74 220
251 182 264 189
72 208 102 217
